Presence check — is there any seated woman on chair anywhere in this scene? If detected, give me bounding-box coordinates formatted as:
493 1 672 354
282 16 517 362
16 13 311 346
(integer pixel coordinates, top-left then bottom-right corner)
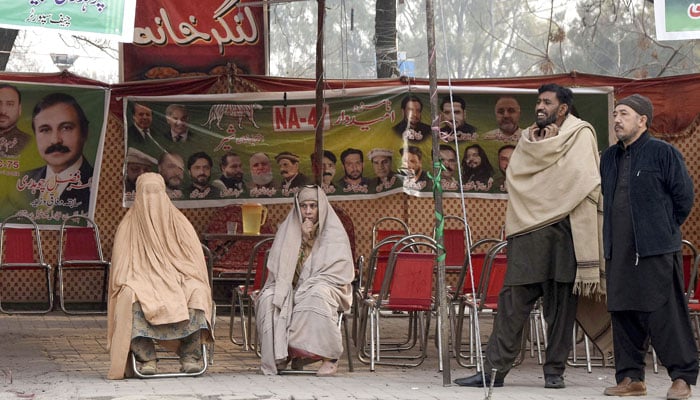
107 172 213 379
256 185 354 376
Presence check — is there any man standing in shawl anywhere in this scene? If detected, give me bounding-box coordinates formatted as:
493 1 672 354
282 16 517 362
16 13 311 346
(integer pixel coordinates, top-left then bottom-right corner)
455 83 603 389
601 95 697 399
256 185 354 376
107 173 213 379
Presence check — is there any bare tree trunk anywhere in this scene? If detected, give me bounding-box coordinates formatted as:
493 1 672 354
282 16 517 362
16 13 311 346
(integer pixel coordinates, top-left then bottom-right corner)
375 0 397 78
0 29 19 71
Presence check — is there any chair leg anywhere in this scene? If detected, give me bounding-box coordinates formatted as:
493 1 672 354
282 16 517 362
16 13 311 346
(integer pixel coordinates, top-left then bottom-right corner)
339 311 354 372
130 343 209 378
370 307 377 372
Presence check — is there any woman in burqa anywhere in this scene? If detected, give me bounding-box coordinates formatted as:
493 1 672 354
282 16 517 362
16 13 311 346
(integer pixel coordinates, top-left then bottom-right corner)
256 185 354 376
107 172 213 379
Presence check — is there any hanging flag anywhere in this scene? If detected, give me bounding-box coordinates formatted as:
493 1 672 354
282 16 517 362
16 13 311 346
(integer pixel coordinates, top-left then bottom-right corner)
0 0 136 42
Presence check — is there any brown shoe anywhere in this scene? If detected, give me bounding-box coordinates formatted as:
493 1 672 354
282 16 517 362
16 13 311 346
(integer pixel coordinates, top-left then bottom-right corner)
140 360 157 375
179 357 201 373
667 379 691 400
604 377 647 396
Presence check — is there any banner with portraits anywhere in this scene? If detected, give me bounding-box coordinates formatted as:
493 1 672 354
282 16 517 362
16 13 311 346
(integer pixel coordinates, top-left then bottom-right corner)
122 85 613 207
0 81 109 227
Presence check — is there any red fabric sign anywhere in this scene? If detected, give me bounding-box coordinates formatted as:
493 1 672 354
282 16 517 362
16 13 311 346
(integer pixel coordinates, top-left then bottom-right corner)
121 0 266 81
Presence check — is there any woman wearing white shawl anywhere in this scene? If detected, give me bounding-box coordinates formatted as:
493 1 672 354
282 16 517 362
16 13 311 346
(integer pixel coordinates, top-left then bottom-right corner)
107 172 213 379
256 185 354 376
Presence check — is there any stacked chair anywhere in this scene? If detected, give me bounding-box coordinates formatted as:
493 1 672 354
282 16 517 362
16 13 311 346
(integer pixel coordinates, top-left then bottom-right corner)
56 215 110 314
0 215 53 314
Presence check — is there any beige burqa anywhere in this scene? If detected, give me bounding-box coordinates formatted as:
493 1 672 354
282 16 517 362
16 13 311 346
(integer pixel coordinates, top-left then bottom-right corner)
256 186 354 375
107 172 213 379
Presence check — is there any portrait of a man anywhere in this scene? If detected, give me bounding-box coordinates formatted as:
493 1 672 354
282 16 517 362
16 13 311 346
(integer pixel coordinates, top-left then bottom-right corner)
18 92 94 217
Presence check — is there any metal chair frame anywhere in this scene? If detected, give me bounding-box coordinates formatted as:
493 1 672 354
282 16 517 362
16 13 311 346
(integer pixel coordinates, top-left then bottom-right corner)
453 240 508 371
371 216 410 249
682 240 700 360
128 243 216 378
356 235 421 365
230 237 274 351
449 238 500 368
57 215 110 314
363 234 439 371
0 214 53 314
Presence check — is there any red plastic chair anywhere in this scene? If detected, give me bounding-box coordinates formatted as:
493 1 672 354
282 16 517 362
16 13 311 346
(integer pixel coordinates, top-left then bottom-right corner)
57 215 110 314
453 240 508 370
363 234 438 371
0 215 53 314
435 215 472 271
371 217 410 255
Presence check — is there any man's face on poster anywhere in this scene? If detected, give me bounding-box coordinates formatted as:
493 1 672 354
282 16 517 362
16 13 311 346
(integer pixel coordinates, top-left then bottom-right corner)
126 162 152 185
0 87 21 133
495 97 521 135
321 156 335 185
250 153 273 186
277 158 299 180
33 102 87 174
166 107 188 136
402 152 422 176
439 149 457 179
132 104 153 131
372 155 392 179
222 155 244 181
441 101 465 127
466 147 482 169
499 147 514 173
189 157 212 187
343 153 364 180
403 100 423 129
159 154 184 189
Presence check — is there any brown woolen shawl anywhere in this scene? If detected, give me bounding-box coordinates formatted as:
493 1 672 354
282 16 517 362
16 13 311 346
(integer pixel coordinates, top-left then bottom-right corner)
107 172 212 379
505 115 611 357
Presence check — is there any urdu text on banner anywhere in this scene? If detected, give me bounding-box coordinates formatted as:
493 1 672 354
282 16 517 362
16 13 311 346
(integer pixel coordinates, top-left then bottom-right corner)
0 0 136 42
121 0 267 81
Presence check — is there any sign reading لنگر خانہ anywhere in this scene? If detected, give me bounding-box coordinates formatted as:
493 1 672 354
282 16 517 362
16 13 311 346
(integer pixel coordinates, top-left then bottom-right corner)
654 0 700 40
0 0 136 42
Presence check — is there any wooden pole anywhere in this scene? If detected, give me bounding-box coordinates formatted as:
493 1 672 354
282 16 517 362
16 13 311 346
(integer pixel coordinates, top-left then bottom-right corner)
425 0 450 386
313 0 325 185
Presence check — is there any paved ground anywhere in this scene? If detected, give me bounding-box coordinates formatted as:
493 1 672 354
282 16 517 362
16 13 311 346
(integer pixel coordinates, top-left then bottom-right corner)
0 309 684 400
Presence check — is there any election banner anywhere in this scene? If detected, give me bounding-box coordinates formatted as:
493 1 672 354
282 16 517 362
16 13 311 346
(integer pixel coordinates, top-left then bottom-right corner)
655 0 700 40
120 0 267 81
0 0 136 42
122 86 612 207
0 81 108 227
